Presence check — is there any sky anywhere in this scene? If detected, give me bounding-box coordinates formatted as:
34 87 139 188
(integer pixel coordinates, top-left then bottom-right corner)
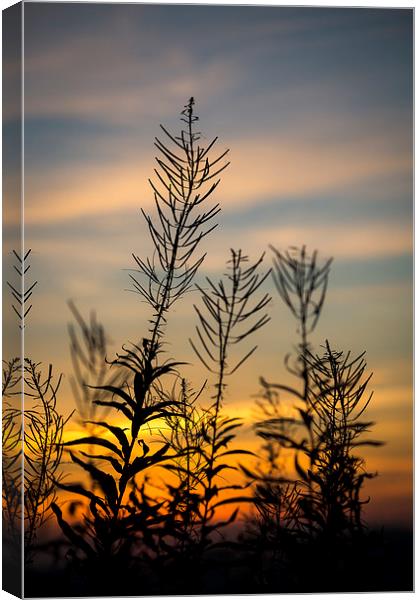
3 4 413 528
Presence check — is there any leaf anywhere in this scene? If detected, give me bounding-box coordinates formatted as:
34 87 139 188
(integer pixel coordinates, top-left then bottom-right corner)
212 496 252 509
262 381 303 400
143 411 180 425
294 454 308 482
119 443 171 492
150 362 188 383
218 449 255 458
224 508 239 525
141 401 179 421
214 434 236 452
51 503 94 558
209 463 236 478
63 436 123 459
129 443 171 478
93 400 133 421
87 421 130 458
56 481 109 514
89 384 136 411
70 452 118 509
297 407 313 429
353 440 384 447
79 451 123 474
218 419 242 437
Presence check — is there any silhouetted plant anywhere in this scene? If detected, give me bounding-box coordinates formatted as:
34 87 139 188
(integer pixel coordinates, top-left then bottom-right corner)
248 245 383 591
136 249 271 592
252 246 333 525
67 300 126 467
2 358 22 549
24 359 69 565
52 99 230 590
253 339 383 592
7 249 38 329
68 301 114 426
161 378 208 545
3 250 38 549
187 249 271 562
241 245 333 586
267 245 333 404
241 386 297 587
3 357 21 397
2 249 68 567
129 96 229 342
294 341 382 542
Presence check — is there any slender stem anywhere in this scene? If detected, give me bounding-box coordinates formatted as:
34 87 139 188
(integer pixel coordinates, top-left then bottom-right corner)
198 255 240 549
112 106 199 523
25 364 52 561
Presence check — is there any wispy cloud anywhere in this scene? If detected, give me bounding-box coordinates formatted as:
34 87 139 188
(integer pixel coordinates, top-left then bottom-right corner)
23 122 411 226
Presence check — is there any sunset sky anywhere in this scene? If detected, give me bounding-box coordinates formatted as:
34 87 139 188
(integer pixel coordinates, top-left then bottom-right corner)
4 4 413 528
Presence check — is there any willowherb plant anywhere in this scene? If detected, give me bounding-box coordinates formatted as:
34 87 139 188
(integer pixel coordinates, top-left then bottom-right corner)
144 250 271 592
2 358 22 549
268 245 333 402
7 249 38 329
24 359 69 565
243 245 333 585
187 249 271 558
52 100 229 589
68 301 124 434
253 246 333 508
296 341 383 541
129 96 229 343
2 249 68 567
162 378 209 526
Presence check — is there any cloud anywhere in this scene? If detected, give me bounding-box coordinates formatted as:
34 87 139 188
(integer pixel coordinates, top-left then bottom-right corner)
222 133 410 207
24 19 239 125
22 118 411 227
25 159 155 225
197 220 412 273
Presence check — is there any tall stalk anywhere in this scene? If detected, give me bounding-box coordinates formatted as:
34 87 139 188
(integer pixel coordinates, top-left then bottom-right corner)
114 96 229 516
53 99 230 575
190 249 271 555
247 245 333 573
257 246 333 480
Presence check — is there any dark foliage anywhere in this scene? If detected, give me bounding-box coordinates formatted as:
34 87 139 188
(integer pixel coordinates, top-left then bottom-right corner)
15 105 405 597
51 99 232 592
2 250 68 568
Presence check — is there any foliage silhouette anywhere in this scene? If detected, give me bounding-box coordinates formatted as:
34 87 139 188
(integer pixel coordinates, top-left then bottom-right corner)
243 245 384 591
2 358 22 551
7 249 38 329
51 99 231 592
129 96 229 341
294 341 383 541
68 301 117 428
24 359 69 565
241 245 333 578
15 104 398 596
2 249 68 567
146 250 272 592
190 249 271 554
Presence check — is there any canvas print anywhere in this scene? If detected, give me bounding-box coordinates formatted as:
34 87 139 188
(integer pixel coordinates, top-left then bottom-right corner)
2 3 413 598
